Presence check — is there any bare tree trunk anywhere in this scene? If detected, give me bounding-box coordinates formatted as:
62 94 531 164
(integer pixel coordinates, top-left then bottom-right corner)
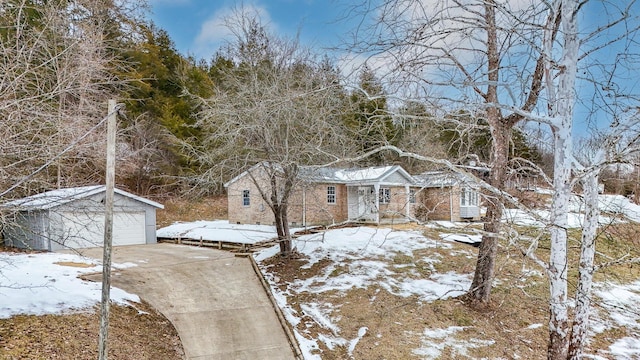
568 171 599 359
274 205 292 255
267 168 293 256
547 148 571 359
469 0 509 303
470 121 510 302
280 204 292 254
546 1 579 358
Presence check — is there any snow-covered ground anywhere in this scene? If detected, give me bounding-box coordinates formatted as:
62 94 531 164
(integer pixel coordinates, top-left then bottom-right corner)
3 190 640 359
503 193 640 228
254 227 477 359
156 219 302 244
0 252 139 319
592 281 640 359
252 224 640 359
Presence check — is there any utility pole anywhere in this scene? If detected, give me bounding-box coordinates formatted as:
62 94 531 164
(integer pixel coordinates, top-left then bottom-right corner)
98 99 117 360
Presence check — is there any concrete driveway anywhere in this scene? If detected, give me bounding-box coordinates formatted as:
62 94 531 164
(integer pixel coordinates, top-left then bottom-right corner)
79 243 296 360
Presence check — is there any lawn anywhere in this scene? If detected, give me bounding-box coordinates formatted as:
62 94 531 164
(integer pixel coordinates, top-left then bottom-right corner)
2 193 640 359
0 248 184 359
255 222 640 359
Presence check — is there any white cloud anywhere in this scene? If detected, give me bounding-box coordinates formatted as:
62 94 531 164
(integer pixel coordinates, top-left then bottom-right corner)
339 0 549 106
193 3 276 59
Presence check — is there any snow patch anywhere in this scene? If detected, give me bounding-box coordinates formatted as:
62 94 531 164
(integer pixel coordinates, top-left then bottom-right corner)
0 252 139 318
412 326 495 359
594 281 640 358
157 220 303 244
347 327 368 356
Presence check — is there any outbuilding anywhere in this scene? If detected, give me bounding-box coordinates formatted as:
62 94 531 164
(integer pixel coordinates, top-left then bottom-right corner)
2 185 163 251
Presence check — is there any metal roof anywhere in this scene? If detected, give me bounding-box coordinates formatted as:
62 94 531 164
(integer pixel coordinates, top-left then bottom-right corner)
413 171 478 188
225 163 417 187
3 185 164 210
299 165 415 185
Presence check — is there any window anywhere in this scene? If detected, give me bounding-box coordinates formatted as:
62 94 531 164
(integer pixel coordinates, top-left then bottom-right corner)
379 188 391 204
327 186 336 204
460 188 478 206
409 189 416 204
242 190 250 206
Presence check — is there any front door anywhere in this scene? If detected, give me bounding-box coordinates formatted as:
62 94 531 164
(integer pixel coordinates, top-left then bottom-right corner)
357 186 374 219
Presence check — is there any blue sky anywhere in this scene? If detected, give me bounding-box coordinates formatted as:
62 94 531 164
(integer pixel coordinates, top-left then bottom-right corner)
148 0 639 138
148 0 351 61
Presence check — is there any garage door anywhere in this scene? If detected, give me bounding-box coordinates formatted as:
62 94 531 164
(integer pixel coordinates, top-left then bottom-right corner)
60 212 146 249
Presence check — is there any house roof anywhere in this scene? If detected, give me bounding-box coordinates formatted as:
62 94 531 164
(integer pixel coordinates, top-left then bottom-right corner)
413 170 479 188
224 163 416 187
3 185 164 210
300 165 415 185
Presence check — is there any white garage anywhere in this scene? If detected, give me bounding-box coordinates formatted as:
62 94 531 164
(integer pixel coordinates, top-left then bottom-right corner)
3 186 164 251
60 211 147 248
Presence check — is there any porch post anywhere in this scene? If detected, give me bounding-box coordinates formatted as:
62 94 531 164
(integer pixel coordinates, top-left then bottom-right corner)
405 185 410 218
302 187 306 227
374 184 380 224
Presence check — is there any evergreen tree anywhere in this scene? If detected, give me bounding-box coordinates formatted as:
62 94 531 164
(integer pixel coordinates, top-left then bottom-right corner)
394 101 447 173
115 24 213 193
343 65 398 165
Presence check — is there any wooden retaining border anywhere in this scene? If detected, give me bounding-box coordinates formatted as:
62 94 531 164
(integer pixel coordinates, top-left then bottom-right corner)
244 253 304 360
157 236 277 253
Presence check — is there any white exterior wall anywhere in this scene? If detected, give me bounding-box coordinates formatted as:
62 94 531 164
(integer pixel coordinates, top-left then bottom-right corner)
3 191 159 251
4 211 50 250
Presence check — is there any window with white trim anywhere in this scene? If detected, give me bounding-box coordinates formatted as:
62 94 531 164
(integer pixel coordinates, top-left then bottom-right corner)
379 188 391 204
460 187 478 206
327 186 336 204
242 190 250 206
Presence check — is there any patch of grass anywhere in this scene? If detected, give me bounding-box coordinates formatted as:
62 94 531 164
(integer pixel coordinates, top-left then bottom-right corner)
156 195 227 227
424 244 478 274
421 226 444 240
450 305 474 326
0 302 183 359
590 326 628 352
388 222 422 231
392 253 414 265
329 265 349 277
592 222 640 283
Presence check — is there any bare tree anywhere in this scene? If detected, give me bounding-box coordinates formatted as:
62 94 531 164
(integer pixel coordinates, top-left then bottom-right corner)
0 0 147 198
190 9 351 255
513 0 640 357
350 1 640 357
347 0 558 302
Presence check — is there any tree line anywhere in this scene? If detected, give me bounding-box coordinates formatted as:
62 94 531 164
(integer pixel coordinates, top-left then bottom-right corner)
0 0 541 199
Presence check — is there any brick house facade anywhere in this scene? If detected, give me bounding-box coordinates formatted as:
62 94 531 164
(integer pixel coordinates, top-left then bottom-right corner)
225 165 481 226
413 171 482 222
225 165 418 226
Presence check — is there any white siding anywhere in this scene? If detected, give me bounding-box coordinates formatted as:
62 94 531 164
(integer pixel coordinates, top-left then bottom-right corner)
59 211 146 249
384 172 410 184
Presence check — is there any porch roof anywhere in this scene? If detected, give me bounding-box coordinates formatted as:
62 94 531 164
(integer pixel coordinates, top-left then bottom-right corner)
300 165 415 186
